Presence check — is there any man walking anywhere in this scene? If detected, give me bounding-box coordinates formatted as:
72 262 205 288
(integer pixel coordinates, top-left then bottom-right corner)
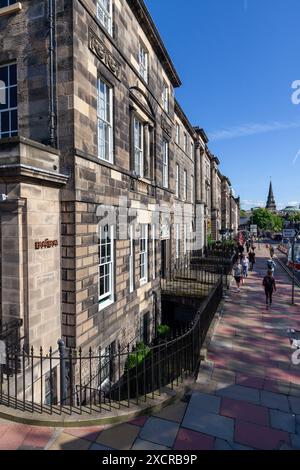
263 270 277 308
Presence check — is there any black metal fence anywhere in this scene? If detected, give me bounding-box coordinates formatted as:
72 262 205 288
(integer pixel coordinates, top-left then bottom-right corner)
0 279 223 416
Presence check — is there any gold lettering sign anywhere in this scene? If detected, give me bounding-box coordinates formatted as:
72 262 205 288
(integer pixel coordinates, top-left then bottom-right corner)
35 239 58 250
89 29 121 80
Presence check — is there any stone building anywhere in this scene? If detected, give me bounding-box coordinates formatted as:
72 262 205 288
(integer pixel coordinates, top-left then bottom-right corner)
0 0 238 370
210 156 222 241
221 176 231 233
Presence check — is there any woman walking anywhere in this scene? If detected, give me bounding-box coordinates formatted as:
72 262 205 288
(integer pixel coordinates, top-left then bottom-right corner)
263 270 277 308
241 254 250 281
233 261 243 292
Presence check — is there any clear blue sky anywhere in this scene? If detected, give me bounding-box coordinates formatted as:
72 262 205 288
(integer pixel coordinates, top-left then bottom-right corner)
145 0 300 210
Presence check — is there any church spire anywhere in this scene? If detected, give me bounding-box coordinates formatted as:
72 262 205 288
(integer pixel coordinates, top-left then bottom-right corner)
266 179 276 212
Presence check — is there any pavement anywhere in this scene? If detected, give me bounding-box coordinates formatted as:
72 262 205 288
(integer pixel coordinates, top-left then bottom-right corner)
0 245 300 450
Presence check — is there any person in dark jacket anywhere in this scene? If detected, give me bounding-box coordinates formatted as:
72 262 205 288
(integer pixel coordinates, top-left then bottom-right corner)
249 250 256 271
263 270 277 308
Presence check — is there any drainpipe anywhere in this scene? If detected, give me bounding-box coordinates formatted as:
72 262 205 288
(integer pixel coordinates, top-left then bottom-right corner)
49 0 57 147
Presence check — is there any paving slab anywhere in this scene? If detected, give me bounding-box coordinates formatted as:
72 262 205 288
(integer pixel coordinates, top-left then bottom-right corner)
152 401 187 423
48 432 91 451
187 391 221 414
260 390 290 412
270 409 296 433
220 397 269 426
182 409 234 441
96 423 140 450
214 438 253 451
132 439 170 451
89 443 114 451
216 384 260 405
235 420 290 450
139 417 179 448
173 428 214 451
288 397 300 414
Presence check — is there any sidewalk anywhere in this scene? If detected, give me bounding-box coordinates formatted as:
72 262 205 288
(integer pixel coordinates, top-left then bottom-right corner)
0 245 300 450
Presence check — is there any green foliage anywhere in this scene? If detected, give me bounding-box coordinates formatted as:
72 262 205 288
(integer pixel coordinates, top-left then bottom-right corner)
207 234 215 248
240 210 247 217
251 208 284 232
125 342 150 371
288 212 300 223
157 324 170 338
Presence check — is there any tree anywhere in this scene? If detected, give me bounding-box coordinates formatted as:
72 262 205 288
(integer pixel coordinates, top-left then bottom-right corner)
251 208 274 231
251 208 284 232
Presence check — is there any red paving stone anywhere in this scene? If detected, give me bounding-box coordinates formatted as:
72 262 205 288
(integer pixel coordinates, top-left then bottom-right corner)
235 420 290 450
21 427 54 449
129 416 149 427
0 424 32 450
173 429 215 451
236 374 265 389
220 397 269 426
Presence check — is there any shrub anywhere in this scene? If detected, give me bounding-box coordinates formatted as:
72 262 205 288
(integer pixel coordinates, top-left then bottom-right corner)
157 324 171 338
125 342 150 371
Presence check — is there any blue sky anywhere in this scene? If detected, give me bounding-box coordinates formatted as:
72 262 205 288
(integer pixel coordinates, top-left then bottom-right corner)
144 0 300 209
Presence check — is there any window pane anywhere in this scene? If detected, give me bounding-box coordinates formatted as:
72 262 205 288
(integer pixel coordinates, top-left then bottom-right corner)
10 109 17 132
9 86 17 108
0 66 8 87
1 111 9 133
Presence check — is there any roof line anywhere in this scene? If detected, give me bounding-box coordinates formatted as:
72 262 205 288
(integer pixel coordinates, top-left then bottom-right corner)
128 0 182 87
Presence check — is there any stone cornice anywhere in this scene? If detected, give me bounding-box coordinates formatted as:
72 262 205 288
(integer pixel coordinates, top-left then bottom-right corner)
0 164 69 187
128 0 181 88
174 99 197 138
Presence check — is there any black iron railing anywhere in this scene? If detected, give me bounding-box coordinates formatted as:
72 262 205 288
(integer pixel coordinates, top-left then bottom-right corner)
0 280 223 416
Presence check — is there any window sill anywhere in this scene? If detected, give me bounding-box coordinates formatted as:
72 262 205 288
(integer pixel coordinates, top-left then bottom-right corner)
0 2 22 17
98 298 114 312
140 279 148 287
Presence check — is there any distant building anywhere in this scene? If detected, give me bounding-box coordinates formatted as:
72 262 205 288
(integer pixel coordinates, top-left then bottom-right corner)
266 181 277 212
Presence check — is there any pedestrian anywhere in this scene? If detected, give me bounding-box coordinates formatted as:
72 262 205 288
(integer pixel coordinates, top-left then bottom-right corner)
263 270 277 308
249 250 256 271
267 257 276 274
238 243 244 262
246 240 251 253
241 254 249 280
269 245 275 258
233 261 243 292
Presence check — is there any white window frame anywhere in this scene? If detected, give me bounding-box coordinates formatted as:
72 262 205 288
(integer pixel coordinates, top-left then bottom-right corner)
184 133 187 153
152 224 156 280
0 1 16 7
175 164 179 198
140 224 148 284
97 78 113 163
0 62 18 139
129 224 134 293
183 170 187 201
139 42 148 83
162 140 169 189
97 0 113 36
191 175 194 203
98 225 114 310
162 83 169 113
175 123 180 144
184 224 187 254
133 116 144 177
175 223 180 259
190 141 194 159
